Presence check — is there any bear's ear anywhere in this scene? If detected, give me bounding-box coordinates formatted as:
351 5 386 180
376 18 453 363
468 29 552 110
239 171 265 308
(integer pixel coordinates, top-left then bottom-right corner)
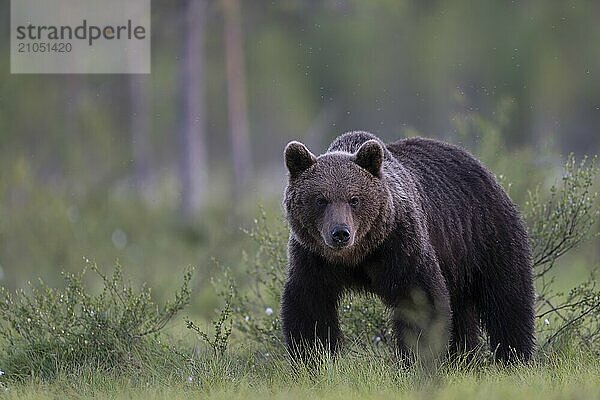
355 140 384 177
284 141 316 179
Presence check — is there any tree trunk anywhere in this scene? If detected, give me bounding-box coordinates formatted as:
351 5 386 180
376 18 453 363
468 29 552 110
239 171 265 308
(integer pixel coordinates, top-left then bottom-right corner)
130 75 152 197
223 0 252 200
178 0 209 218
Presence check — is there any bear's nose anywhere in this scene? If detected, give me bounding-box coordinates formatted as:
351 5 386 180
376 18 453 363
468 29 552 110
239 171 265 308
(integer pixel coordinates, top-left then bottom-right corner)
331 226 351 244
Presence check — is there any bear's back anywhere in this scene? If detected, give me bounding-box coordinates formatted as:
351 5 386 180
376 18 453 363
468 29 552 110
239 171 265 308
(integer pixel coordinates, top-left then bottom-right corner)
386 137 503 209
387 137 489 183
386 138 502 212
386 137 528 290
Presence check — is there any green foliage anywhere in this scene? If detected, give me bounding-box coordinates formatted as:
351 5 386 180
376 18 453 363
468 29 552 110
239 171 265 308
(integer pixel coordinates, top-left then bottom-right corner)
224 211 286 348
338 293 391 347
0 262 193 380
537 270 600 355
526 155 599 276
186 291 233 358
0 159 252 315
526 155 600 354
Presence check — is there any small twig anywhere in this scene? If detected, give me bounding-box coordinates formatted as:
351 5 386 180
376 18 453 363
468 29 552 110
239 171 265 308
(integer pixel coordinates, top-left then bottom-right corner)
537 297 595 319
543 300 600 349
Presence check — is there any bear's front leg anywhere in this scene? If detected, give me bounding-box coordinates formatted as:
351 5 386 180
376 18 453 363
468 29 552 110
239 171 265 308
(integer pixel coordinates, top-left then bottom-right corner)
281 240 342 364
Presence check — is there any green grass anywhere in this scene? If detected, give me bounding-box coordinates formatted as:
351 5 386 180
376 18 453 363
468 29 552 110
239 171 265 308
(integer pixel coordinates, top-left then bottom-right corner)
1 346 598 400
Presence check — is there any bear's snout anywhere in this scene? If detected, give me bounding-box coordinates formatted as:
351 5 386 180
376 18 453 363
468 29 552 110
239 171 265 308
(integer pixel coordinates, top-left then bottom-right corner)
323 223 355 249
321 202 356 250
331 225 351 245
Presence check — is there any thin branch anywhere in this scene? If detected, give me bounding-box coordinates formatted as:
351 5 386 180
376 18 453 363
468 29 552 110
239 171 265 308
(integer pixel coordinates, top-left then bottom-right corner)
542 300 600 349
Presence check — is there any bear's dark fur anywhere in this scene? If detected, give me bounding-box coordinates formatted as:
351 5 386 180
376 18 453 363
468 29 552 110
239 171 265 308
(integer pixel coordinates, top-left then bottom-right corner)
281 131 535 365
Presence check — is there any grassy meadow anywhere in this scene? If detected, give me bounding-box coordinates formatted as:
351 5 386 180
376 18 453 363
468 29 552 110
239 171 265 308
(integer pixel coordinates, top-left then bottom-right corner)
1 347 598 399
0 105 598 400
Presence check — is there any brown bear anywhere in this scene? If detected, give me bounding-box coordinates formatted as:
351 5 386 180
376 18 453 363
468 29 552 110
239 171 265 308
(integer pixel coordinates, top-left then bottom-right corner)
281 131 535 365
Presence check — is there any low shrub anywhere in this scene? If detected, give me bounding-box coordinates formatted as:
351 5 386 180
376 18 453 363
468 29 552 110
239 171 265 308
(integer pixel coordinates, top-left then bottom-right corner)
0 261 193 380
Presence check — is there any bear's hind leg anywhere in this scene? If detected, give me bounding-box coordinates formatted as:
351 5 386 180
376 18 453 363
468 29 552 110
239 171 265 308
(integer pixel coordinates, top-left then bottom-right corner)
449 301 481 362
479 268 535 363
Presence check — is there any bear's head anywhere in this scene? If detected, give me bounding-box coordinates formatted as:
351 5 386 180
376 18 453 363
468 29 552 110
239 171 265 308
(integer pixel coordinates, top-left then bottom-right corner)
283 139 392 265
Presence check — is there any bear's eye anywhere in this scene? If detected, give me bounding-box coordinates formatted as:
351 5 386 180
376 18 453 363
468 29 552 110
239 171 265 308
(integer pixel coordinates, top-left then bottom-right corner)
315 197 328 207
349 196 360 207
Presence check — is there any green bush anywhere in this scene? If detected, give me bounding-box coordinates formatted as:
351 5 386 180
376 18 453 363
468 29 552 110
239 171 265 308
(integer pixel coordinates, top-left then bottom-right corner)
528 156 600 355
0 261 193 380
186 291 233 358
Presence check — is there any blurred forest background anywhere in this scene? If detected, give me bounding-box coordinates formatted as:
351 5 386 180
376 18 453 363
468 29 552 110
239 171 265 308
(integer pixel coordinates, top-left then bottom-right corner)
0 0 599 317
